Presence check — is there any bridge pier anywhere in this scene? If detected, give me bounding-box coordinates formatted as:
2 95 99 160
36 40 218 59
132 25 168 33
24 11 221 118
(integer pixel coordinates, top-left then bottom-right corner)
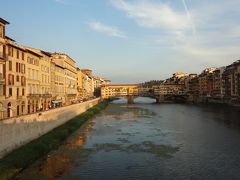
156 95 165 103
127 96 135 104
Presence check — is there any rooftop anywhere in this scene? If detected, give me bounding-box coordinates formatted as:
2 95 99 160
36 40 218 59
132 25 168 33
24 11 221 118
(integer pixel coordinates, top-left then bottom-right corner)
0 18 9 25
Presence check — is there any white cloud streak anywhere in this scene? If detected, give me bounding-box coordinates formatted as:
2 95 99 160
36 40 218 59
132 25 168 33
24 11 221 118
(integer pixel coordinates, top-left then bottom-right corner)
88 21 127 38
55 0 66 4
181 0 196 35
111 0 190 31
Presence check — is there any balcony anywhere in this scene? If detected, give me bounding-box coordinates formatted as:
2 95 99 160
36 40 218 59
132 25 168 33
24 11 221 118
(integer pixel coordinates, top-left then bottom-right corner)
27 94 41 98
41 94 52 98
66 93 77 97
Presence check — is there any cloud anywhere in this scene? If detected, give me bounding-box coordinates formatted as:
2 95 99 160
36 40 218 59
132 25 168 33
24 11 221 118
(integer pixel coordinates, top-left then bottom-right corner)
88 21 127 38
111 0 191 31
55 0 66 4
181 0 196 35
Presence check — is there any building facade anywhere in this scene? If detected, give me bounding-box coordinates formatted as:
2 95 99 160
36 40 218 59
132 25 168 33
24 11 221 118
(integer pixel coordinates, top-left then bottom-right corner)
51 53 77 105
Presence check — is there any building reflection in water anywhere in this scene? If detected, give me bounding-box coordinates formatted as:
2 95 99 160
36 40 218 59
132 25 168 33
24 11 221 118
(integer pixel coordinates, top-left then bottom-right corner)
36 120 96 179
41 156 70 178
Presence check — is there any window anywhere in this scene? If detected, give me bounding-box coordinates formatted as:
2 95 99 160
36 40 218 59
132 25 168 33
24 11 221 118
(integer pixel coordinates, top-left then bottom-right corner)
18 63 20 72
16 75 19 82
17 105 20 116
22 52 24 60
21 76 25 86
7 102 12 117
8 46 13 57
16 62 19 72
21 102 25 114
9 88 12 96
17 50 19 59
9 61 12 71
8 74 14 85
22 88 25 96
17 88 19 97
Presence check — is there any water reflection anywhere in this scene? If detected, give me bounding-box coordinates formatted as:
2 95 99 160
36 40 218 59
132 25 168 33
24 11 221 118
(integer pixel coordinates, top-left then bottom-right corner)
16 119 96 179
17 98 240 180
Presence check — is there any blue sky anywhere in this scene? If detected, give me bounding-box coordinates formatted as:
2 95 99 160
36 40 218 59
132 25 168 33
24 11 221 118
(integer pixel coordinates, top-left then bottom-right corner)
1 0 240 83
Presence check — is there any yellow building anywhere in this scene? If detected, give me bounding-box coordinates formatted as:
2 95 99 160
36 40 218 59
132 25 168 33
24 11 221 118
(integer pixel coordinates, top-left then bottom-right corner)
50 61 65 106
0 18 27 119
25 47 52 110
2 36 27 118
51 53 77 105
0 18 9 119
25 48 42 113
153 84 185 96
81 69 94 98
101 84 138 99
76 68 85 100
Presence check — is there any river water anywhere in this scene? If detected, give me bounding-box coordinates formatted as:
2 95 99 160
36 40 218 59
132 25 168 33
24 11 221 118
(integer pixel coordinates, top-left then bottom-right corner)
17 97 240 180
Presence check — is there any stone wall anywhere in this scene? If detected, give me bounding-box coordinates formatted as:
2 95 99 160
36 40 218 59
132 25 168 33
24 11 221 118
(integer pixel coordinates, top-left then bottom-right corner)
0 98 100 158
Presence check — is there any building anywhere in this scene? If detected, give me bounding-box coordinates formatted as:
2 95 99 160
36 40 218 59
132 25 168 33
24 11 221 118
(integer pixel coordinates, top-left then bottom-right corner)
212 67 225 97
3 37 27 118
76 68 86 100
1 18 28 119
154 84 185 96
50 60 65 106
51 53 77 105
93 76 105 97
81 69 94 98
222 60 240 99
198 68 216 97
188 75 199 96
165 72 188 85
101 84 139 99
0 18 9 119
0 17 110 119
24 47 52 110
25 47 42 113
184 74 198 94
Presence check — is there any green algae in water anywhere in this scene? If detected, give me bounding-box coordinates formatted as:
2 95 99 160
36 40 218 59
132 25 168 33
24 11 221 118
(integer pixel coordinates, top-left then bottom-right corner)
117 138 131 144
92 143 125 152
91 141 179 158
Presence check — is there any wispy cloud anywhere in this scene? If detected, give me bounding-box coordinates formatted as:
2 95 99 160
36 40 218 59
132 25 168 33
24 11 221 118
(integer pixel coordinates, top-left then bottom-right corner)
181 0 196 35
111 0 191 31
54 0 66 4
88 21 127 38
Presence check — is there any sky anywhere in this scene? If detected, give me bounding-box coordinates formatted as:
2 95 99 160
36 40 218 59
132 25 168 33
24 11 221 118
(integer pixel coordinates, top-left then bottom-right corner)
1 0 240 83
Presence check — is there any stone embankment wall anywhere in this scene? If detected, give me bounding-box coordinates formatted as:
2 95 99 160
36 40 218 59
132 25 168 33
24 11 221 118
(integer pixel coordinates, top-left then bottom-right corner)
0 98 100 158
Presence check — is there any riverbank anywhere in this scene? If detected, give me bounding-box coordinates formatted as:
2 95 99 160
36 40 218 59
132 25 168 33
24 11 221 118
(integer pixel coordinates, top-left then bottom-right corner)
0 99 110 180
187 96 240 107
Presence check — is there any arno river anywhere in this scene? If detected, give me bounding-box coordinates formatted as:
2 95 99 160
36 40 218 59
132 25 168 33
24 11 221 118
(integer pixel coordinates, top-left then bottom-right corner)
17 98 240 180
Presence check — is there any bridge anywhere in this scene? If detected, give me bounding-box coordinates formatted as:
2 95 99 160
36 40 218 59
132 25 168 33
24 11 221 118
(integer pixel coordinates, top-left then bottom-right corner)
101 84 188 104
